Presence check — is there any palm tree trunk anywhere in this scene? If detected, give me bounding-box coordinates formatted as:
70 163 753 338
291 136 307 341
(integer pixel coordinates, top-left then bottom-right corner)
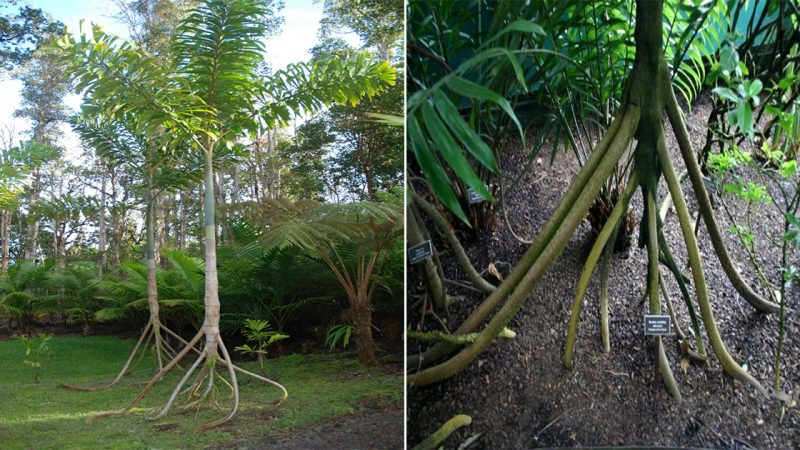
146 175 163 369
202 149 221 360
98 164 107 276
1 210 9 274
352 295 376 365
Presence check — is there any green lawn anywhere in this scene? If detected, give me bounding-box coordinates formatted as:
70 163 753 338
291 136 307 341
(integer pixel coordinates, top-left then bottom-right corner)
0 335 401 449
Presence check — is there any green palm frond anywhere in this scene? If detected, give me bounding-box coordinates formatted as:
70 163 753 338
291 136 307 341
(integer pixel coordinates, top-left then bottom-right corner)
57 23 200 137
259 54 396 128
171 0 268 135
251 198 401 252
161 248 204 298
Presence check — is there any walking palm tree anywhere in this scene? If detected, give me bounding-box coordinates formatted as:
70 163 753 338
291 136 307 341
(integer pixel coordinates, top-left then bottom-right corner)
57 0 394 428
408 0 771 403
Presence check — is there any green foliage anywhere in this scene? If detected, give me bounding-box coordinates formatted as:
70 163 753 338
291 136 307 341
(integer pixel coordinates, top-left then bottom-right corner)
325 324 352 351
279 118 334 200
48 261 102 335
13 332 54 383
0 141 61 207
15 45 71 144
253 198 402 252
711 41 763 140
218 243 337 334
234 319 289 369
93 250 203 326
319 0 403 60
310 39 404 201
259 54 396 129
0 260 59 333
0 3 63 70
784 213 800 254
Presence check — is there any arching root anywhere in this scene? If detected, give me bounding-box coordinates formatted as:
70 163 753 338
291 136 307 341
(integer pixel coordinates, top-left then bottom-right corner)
412 414 473 450
657 127 768 397
599 229 616 353
564 173 638 368
665 88 781 314
646 190 681 401
407 109 632 372
409 106 640 386
93 326 288 430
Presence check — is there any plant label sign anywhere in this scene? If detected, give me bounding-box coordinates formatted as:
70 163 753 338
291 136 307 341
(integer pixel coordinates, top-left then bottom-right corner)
408 240 433 264
644 315 671 336
467 187 485 204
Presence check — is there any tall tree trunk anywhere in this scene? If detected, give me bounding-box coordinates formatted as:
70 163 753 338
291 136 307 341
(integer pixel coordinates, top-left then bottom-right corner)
1 210 9 273
232 164 240 205
198 182 205 247
215 170 231 244
351 296 376 365
24 169 40 261
110 169 122 267
98 164 107 275
156 193 168 266
178 191 187 251
56 221 67 256
145 176 164 369
202 148 220 360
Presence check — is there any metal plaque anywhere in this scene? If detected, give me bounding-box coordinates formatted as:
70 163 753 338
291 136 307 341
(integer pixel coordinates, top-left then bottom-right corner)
408 240 433 264
467 188 485 204
644 315 671 336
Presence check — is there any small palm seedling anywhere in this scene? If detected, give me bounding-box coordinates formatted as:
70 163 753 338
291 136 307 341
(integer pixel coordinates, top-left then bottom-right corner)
15 333 54 384
234 319 288 370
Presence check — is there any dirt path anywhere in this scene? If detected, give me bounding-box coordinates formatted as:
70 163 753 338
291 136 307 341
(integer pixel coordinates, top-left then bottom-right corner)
408 94 799 449
251 405 404 449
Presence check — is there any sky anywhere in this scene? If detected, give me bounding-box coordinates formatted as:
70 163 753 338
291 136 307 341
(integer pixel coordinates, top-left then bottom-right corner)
0 0 359 157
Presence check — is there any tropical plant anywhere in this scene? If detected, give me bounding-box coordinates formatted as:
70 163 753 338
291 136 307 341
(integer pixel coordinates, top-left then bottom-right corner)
14 332 55 384
218 243 337 335
69 104 206 380
325 324 352 351
57 0 395 428
409 0 778 406
47 261 102 335
0 260 59 334
234 319 288 370
252 194 402 365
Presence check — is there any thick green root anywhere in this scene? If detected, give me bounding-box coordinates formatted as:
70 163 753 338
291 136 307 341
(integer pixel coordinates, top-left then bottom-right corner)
564 174 638 369
412 414 473 450
656 126 768 397
657 225 707 358
407 109 631 372
408 106 640 386
408 327 516 345
599 225 617 353
646 190 681 401
665 89 780 314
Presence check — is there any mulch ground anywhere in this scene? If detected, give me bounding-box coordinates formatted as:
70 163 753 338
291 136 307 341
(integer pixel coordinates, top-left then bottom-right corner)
408 93 799 449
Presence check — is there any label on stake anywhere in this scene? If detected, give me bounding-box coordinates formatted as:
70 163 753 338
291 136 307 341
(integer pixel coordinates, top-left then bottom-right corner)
408 240 433 264
467 187 485 204
644 315 671 336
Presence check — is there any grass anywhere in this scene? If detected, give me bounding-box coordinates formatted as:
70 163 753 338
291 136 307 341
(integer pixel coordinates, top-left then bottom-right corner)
0 335 401 449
